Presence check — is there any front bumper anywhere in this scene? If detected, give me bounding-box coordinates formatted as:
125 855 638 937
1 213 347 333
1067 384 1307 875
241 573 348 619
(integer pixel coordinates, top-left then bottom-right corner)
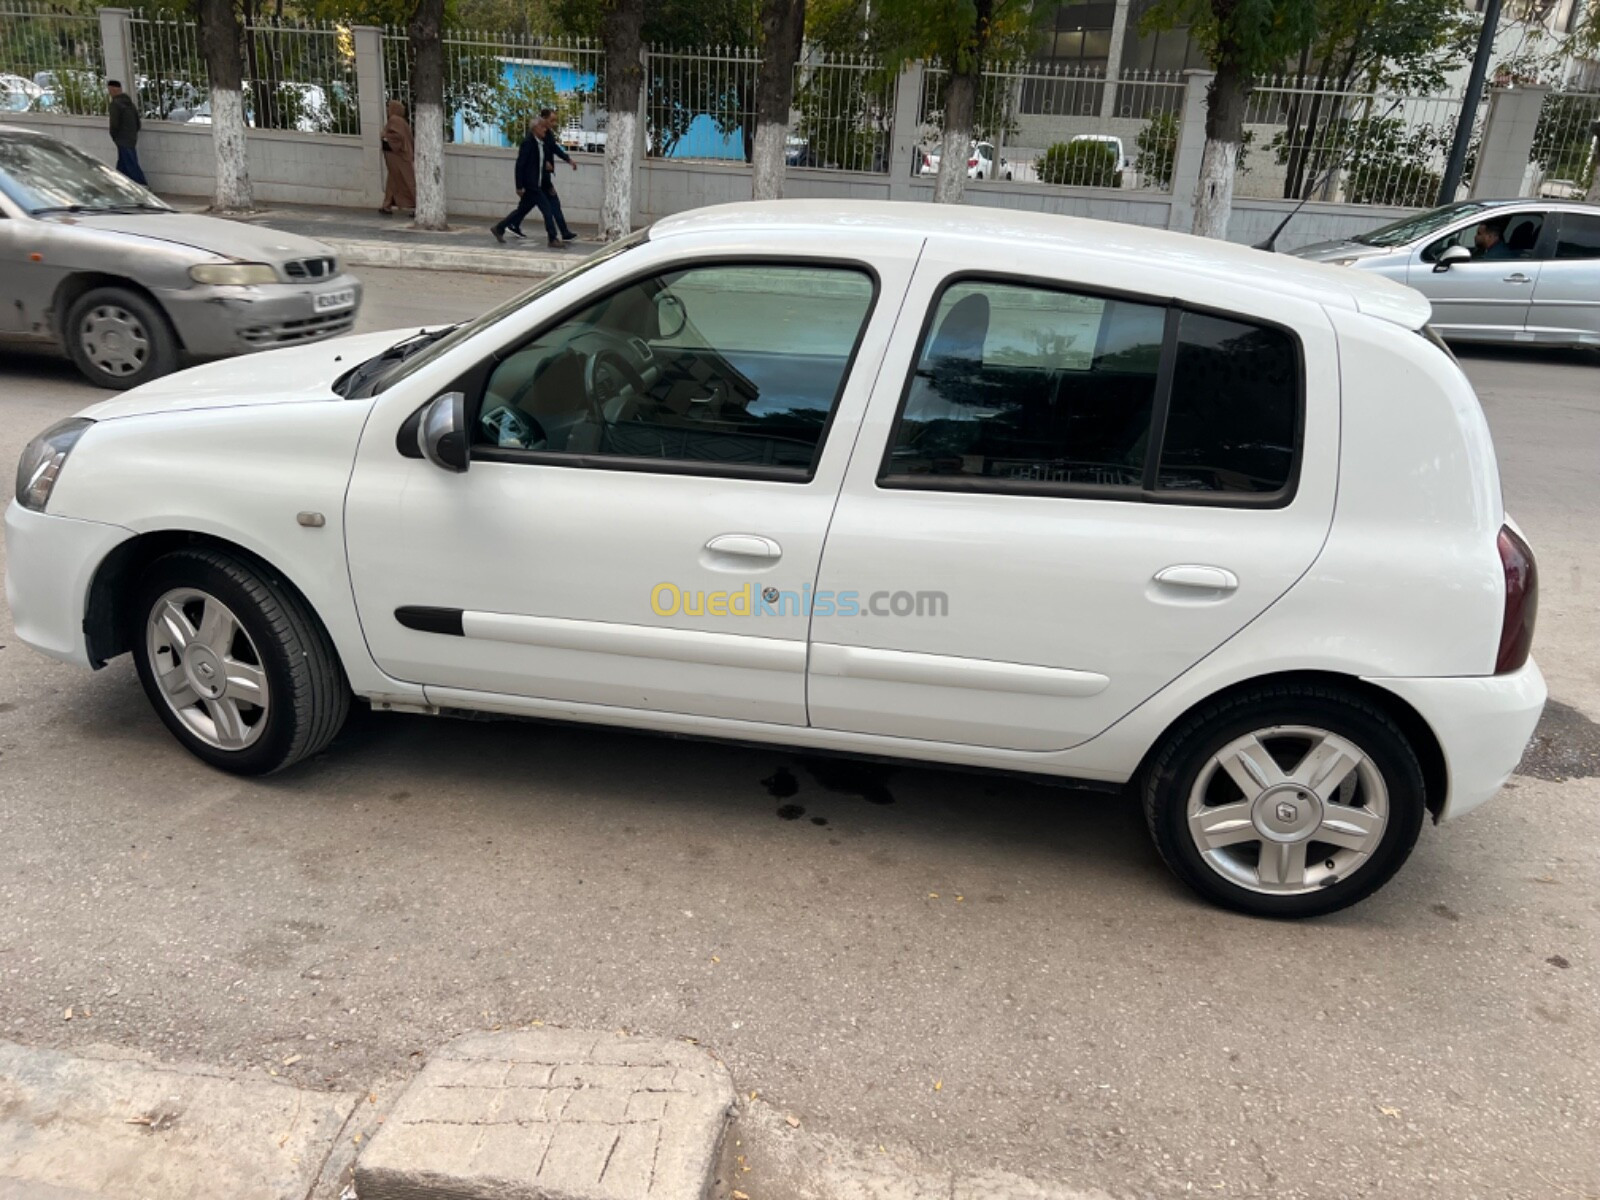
1370 659 1548 822
4 501 134 667
155 273 364 357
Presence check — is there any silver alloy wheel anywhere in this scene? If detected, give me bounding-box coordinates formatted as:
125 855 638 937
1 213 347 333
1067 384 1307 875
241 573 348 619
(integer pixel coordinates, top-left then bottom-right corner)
79 304 150 377
145 588 269 751
1186 725 1389 896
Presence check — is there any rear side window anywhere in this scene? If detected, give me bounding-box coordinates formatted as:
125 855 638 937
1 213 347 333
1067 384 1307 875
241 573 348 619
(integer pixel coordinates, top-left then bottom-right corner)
1555 213 1600 259
882 277 1301 505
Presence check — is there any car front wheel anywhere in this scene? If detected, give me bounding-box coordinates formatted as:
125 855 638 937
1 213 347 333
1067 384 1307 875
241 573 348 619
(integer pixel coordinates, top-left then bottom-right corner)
65 285 179 390
1143 684 1426 917
131 548 349 775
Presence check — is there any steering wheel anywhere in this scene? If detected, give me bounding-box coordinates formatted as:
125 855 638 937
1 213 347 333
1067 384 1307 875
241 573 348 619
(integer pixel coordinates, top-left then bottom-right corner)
581 342 651 426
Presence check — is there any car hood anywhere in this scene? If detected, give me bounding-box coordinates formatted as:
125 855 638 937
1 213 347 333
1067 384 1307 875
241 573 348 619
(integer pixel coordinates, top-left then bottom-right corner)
1288 239 1392 264
78 328 420 421
58 211 336 263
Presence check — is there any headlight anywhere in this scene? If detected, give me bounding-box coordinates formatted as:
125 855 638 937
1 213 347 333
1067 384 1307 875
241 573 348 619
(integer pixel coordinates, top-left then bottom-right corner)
189 262 278 286
15 418 93 511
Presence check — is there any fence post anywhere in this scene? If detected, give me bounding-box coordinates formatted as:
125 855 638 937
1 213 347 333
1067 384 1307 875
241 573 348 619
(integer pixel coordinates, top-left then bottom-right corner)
888 59 925 201
352 25 386 208
1099 0 1132 120
1471 85 1546 200
99 8 133 91
1166 69 1212 232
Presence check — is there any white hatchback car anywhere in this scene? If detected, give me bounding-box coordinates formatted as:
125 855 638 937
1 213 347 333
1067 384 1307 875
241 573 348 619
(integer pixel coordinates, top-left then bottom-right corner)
7 201 1545 917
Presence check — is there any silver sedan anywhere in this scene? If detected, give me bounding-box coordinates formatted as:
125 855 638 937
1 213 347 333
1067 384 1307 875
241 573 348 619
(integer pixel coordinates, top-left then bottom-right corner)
0 124 363 389
1292 199 1600 351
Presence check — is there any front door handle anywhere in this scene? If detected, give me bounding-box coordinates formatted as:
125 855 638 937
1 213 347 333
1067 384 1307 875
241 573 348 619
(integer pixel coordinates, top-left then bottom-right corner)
1503 273 1532 284
1154 565 1239 592
704 533 782 561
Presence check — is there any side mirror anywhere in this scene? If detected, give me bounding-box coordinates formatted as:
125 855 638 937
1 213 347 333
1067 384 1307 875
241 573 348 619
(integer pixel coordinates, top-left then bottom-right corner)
1434 245 1471 272
418 391 469 472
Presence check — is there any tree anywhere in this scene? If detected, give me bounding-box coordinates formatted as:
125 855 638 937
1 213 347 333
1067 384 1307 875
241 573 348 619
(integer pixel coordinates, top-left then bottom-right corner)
599 0 645 239
199 0 253 211
409 0 448 229
1144 0 1316 238
752 0 805 198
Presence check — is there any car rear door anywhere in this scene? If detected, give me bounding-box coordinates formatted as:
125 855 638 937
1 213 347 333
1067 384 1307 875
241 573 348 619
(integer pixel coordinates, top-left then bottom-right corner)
804 239 1339 752
1528 210 1600 344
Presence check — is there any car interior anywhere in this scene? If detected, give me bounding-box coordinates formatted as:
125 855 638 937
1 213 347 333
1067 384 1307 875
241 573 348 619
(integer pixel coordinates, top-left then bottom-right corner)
1423 211 1545 261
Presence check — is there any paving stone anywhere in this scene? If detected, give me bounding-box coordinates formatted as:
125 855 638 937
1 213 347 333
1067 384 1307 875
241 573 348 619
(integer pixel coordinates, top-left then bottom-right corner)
356 1028 735 1200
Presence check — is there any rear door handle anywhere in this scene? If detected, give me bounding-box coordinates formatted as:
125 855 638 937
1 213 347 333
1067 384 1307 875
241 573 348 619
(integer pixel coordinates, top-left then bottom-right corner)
1154 565 1239 592
1503 273 1532 284
704 533 781 560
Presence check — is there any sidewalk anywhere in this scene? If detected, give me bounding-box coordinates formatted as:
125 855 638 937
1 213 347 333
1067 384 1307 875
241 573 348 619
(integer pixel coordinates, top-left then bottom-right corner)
168 196 600 278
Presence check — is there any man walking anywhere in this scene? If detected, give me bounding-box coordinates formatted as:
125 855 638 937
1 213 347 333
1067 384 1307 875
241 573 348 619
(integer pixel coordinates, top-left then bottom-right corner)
107 81 146 185
491 116 560 247
538 107 579 243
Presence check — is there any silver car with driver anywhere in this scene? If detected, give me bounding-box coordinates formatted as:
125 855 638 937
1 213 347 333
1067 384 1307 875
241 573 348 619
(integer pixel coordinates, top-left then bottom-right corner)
0 123 362 388
1292 199 1600 350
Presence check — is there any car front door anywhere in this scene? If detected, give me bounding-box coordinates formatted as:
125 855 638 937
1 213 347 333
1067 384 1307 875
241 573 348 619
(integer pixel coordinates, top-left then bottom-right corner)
805 241 1339 752
1528 210 1600 344
1411 209 1552 340
344 242 916 725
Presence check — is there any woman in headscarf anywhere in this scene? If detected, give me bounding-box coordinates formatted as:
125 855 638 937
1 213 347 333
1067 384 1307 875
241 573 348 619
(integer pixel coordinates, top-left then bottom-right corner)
380 98 416 215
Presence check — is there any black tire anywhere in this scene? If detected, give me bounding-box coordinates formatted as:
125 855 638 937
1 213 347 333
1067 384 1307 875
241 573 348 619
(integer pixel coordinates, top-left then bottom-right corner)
1142 683 1426 918
65 285 180 390
130 548 349 775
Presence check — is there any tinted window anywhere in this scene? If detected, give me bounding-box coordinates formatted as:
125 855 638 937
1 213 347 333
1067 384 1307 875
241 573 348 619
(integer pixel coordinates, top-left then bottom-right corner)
883 280 1165 489
1157 312 1298 495
1555 213 1600 259
476 262 874 476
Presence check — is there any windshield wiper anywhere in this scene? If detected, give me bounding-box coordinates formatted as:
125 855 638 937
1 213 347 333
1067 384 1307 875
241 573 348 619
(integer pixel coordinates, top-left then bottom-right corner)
333 326 458 398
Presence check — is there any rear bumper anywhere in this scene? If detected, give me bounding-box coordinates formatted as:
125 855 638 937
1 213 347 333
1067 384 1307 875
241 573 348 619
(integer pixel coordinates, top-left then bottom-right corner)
1369 659 1547 822
155 273 363 356
3 501 134 667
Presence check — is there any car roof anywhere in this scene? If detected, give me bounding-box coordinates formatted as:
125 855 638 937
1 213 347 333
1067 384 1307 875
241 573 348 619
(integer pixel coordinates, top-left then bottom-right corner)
652 199 1434 330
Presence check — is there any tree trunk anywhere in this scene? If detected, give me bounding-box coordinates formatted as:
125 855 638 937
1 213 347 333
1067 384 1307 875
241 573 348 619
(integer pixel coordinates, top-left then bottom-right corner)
409 0 447 230
935 68 976 204
600 0 645 241
199 0 252 212
1191 60 1248 239
751 0 804 200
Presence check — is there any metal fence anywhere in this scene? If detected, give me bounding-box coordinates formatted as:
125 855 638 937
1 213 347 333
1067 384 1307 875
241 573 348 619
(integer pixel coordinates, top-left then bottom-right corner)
126 13 206 122
918 61 1183 190
1236 76 1486 206
0 1 105 116
645 43 759 161
790 50 893 172
1530 88 1600 197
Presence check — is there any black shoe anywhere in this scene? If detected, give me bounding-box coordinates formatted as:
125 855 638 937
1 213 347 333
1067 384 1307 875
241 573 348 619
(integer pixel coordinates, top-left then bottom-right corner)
561 230 578 241
548 238 562 248
507 226 526 239
490 224 505 243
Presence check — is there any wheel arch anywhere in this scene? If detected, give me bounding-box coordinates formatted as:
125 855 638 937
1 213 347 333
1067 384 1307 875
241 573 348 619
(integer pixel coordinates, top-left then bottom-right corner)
85 530 328 668
51 273 186 349
1132 670 1449 823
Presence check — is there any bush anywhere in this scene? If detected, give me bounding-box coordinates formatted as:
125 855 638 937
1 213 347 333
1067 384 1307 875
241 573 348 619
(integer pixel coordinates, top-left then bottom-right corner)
1038 139 1122 188
1134 111 1178 190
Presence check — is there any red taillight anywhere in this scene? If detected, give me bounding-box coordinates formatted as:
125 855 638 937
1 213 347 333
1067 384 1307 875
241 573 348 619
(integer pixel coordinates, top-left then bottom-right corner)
967 157 979 168
1495 524 1537 674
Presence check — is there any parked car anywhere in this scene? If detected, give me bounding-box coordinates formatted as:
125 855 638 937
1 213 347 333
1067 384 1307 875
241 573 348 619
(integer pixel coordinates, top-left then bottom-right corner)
0 124 362 388
1291 199 1600 349
8 200 1544 917
919 140 1005 180
1 73 44 113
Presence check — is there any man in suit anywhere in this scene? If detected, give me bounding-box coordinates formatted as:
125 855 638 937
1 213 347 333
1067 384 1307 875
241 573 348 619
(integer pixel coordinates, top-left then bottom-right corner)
490 116 561 246
537 107 579 243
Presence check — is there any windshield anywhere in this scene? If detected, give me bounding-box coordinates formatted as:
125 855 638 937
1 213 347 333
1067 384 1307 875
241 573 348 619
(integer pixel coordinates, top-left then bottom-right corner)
0 134 172 214
1353 202 1496 248
363 227 649 395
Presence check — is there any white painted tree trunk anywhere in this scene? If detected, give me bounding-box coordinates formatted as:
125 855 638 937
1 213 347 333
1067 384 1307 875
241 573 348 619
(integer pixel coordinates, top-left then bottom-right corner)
751 122 787 201
1191 138 1238 240
600 108 636 241
209 86 252 212
934 123 970 204
411 101 446 230
1587 164 1600 203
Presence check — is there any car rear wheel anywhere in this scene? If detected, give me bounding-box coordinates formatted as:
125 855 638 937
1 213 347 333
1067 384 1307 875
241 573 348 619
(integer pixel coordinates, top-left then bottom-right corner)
1142 684 1426 918
131 548 349 775
65 286 179 390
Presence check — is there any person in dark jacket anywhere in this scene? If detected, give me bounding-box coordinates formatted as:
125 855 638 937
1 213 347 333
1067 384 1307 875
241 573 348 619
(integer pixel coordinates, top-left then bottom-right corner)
106 81 146 185
538 107 579 243
490 116 561 246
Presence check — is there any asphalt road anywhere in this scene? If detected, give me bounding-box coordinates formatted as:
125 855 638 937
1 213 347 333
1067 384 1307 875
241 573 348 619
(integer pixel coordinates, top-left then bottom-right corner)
1 269 1596 1200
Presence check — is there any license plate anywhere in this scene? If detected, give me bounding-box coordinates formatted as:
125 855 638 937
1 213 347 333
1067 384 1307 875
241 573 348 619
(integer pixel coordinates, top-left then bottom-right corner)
314 289 355 313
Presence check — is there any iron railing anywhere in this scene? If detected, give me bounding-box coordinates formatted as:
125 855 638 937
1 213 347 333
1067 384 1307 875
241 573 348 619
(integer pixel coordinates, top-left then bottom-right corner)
1529 88 1600 197
0 1 105 116
645 43 759 161
790 50 894 172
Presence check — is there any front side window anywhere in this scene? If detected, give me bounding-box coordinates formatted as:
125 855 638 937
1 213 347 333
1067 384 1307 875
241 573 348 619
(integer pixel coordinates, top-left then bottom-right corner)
1555 212 1600 259
476 261 875 477
883 277 1301 504
1423 210 1547 262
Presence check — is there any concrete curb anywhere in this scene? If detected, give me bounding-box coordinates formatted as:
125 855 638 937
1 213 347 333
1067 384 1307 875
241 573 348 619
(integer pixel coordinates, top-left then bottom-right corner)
326 237 572 278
